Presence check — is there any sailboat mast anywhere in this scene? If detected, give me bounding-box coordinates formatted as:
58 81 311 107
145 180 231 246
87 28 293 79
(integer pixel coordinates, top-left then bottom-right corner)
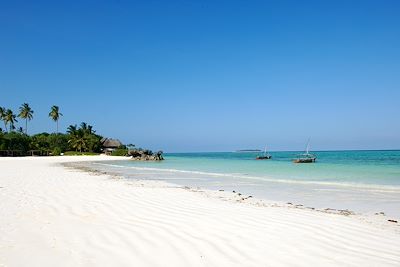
306 138 310 154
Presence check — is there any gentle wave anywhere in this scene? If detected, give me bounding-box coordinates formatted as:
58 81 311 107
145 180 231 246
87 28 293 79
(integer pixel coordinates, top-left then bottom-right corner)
92 162 400 192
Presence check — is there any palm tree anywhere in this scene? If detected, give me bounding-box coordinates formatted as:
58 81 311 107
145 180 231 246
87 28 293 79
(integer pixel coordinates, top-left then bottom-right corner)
87 125 93 134
80 122 87 131
49 105 63 133
67 124 77 135
68 129 87 152
5 109 17 132
18 103 34 134
0 107 7 131
80 122 94 135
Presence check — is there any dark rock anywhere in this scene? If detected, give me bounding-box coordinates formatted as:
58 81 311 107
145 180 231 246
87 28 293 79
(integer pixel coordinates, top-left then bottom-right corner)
128 149 164 161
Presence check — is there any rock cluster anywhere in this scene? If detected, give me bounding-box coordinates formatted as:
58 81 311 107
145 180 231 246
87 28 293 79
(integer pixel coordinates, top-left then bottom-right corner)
128 149 164 161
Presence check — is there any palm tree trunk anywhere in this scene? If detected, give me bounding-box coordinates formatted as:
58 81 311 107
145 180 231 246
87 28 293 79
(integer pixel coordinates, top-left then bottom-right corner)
25 119 28 135
56 120 58 134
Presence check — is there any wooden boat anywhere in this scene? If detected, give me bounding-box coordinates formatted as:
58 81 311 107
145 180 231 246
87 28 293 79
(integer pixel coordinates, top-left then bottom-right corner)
293 139 316 163
256 146 271 160
293 154 316 163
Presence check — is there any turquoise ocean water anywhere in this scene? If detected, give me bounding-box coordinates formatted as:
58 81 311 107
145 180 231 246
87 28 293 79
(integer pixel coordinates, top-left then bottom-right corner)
88 150 400 217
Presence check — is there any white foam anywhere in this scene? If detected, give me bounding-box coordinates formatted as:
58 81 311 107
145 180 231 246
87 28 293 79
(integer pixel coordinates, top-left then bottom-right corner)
93 162 400 192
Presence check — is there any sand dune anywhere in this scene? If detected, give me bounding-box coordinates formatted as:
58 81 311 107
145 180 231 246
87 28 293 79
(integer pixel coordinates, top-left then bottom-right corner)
0 156 399 266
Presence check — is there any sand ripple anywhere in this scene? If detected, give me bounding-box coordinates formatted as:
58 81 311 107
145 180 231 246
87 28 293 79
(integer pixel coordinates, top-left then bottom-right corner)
0 156 399 266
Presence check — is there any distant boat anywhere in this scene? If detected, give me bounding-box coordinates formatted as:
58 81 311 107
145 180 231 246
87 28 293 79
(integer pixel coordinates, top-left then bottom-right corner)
256 146 271 160
293 139 316 163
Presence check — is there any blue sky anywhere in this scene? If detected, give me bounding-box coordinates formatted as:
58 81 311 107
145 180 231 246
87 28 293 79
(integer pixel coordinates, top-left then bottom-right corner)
1 0 399 152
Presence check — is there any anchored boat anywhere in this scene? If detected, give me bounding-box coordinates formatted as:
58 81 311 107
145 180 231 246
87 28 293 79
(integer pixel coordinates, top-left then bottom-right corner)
293 139 316 163
256 146 271 160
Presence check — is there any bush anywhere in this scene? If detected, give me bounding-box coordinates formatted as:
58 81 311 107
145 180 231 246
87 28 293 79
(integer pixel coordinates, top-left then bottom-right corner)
63 151 99 156
48 133 69 152
0 132 30 153
111 149 128 156
52 147 62 156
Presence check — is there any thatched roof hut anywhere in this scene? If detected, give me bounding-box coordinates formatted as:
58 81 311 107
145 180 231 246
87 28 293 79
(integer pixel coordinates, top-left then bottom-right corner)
101 138 123 152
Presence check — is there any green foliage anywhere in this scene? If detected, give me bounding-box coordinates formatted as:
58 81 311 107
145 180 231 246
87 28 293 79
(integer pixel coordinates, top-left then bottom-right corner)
4 109 17 132
0 103 112 156
49 105 63 133
68 128 87 152
49 105 62 122
18 103 34 120
18 103 34 134
29 133 69 152
48 133 69 152
111 149 128 156
52 147 62 156
0 121 103 156
25 123 103 154
0 132 30 153
0 107 7 130
67 122 102 153
63 151 99 156
30 133 50 151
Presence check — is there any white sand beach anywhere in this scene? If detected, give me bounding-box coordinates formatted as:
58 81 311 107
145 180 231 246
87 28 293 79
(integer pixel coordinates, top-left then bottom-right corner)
0 156 399 267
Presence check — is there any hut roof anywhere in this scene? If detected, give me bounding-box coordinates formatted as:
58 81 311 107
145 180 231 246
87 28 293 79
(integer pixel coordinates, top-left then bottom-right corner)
102 138 122 148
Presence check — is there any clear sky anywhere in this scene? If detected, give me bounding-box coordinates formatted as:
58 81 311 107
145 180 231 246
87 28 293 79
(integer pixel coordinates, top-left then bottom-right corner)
1 0 399 152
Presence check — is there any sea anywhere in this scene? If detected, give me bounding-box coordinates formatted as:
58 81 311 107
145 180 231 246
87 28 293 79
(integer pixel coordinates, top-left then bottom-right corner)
83 150 400 218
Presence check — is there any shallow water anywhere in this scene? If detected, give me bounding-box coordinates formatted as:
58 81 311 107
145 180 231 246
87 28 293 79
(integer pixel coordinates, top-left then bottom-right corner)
85 150 400 218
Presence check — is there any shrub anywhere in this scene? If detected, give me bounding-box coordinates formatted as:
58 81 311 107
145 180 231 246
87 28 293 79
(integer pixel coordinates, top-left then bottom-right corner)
48 133 69 152
111 149 128 156
63 151 99 156
0 132 30 153
52 147 62 156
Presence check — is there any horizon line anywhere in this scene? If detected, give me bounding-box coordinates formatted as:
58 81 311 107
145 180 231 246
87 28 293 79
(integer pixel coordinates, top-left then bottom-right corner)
165 148 400 154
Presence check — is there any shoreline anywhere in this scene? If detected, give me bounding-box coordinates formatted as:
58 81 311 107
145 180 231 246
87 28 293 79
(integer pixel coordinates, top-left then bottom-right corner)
1 156 400 266
69 159 400 226
79 159 400 219
88 162 400 191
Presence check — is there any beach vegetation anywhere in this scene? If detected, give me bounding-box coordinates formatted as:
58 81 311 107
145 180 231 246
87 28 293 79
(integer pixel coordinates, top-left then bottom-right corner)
4 109 18 132
49 105 63 133
0 107 7 131
0 131 30 154
0 122 102 156
0 104 137 157
29 133 70 153
111 148 128 156
18 103 34 134
52 147 62 156
63 151 100 156
67 123 102 153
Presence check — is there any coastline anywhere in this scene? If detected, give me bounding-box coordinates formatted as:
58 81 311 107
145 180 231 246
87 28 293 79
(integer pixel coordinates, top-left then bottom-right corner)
73 159 400 226
1 156 399 266
81 155 400 219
